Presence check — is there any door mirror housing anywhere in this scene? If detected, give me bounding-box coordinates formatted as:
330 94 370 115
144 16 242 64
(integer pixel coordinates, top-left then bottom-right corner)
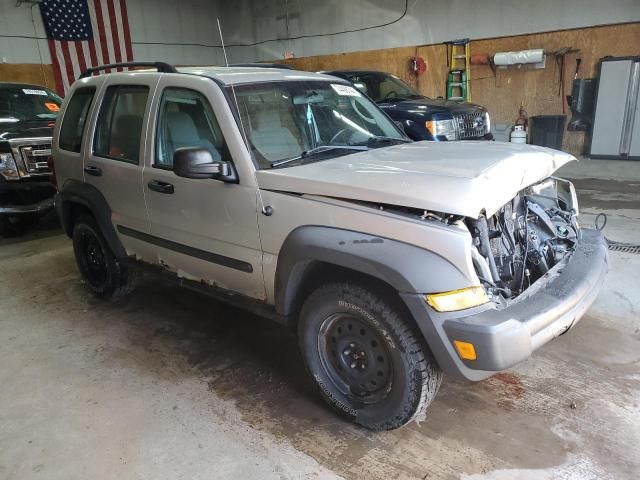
173 147 231 180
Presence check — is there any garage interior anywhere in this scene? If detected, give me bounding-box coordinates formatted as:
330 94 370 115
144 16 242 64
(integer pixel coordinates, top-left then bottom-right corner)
1 1 640 479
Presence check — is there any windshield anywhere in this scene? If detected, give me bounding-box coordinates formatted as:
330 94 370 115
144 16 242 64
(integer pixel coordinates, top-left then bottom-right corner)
234 81 405 168
0 85 62 123
344 73 425 103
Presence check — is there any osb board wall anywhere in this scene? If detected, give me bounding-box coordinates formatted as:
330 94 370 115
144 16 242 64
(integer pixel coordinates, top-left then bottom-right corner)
284 23 640 155
0 64 57 91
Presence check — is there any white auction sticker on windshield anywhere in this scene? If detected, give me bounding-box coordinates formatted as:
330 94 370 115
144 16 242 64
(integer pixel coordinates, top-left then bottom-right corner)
331 84 360 96
22 89 48 96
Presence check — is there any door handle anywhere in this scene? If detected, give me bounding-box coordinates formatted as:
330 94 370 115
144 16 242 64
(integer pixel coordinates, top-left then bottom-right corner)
147 179 174 194
84 165 102 177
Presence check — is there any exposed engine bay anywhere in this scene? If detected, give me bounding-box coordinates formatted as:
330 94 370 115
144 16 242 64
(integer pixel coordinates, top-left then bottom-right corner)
466 177 580 301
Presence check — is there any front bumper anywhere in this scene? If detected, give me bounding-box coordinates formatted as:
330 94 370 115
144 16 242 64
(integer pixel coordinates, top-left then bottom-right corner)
0 178 56 216
0 196 54 215
402 228 608 381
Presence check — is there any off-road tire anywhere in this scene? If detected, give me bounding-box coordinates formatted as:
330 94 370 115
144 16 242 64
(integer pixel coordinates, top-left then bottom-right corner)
72 215 137 301
298 282 442 431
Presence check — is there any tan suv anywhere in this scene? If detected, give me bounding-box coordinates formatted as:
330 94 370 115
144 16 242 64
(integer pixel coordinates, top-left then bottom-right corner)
53 62 608 431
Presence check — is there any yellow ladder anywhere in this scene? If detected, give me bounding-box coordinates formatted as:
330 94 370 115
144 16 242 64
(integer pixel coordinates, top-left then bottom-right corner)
446 38 471 101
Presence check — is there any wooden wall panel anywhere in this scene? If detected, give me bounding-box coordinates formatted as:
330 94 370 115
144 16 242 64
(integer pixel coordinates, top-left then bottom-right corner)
2 23 638 155
0 64 56 91
284 23 640 155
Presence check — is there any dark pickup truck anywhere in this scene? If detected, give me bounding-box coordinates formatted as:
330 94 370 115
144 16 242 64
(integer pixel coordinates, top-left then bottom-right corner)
0 83 61 232
322 70 492 142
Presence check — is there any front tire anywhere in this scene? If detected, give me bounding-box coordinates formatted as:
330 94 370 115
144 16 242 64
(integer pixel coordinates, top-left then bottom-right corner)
72 215 137 301
298 282 442 431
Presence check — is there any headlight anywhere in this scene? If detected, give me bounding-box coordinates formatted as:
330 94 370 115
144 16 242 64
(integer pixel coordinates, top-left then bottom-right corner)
425 286 489 312
485 111 491 133
425 119 458 140
0 152 20 180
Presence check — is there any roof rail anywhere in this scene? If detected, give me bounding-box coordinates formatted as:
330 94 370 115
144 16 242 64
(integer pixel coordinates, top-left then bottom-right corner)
229 63 294 70
79 62 178 78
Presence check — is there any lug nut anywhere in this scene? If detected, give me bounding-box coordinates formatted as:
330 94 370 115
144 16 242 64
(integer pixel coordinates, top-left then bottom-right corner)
350 362 357 369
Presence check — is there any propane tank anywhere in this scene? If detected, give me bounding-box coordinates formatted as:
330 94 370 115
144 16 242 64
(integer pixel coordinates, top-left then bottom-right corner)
510 125 527 143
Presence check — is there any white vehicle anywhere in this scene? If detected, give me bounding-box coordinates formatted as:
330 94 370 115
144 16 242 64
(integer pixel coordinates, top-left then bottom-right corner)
52 62 608 431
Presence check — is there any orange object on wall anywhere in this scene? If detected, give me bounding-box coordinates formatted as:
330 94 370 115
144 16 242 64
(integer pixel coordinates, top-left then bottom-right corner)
470 53 490 65
410 56 427 75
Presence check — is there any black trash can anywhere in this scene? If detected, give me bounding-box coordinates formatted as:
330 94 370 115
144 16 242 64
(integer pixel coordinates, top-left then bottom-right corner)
529 115 567 150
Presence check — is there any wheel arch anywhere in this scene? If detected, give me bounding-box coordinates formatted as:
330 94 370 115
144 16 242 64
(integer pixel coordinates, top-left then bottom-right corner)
274 226 471 319
56 180 127 258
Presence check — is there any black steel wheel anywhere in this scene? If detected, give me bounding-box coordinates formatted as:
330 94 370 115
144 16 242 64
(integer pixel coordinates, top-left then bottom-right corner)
318 313 393 404
75 227 109 290
72 215 137 300
299 281 442 431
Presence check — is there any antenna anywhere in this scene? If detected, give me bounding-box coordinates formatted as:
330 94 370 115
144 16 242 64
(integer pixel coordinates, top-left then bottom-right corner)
216 18 271 216
216 18 230 67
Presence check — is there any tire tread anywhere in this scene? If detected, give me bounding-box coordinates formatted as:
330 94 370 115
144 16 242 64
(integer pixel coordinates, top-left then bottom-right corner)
299 281 442 431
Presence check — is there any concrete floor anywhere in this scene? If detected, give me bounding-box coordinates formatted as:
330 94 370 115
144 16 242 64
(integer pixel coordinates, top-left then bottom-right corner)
1 159 639 480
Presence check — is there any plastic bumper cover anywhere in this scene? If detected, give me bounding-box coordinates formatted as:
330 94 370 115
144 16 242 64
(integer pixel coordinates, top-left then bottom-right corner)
401 228 608 381
0 196 54 215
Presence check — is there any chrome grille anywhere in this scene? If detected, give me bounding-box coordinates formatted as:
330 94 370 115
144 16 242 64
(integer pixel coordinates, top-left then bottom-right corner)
9 139 53 177
454 112 489 139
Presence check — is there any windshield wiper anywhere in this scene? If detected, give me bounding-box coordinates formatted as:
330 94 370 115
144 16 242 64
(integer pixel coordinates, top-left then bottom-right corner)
369 135 411 143
22 116 55 122
271 145 368 168
359 136 411 147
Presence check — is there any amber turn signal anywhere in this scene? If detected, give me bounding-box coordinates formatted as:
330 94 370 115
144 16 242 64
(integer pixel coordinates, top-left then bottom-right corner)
453 340 477 361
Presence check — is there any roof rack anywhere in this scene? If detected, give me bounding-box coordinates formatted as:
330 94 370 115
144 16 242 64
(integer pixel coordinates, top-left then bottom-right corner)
79 62 178 78
229 63 294 70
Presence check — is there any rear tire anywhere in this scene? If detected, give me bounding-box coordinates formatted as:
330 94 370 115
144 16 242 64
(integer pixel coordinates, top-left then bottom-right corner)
72 215 137 301
298 282 442 431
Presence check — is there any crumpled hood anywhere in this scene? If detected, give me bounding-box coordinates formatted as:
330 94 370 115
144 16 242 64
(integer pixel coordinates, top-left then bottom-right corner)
256 141 576 218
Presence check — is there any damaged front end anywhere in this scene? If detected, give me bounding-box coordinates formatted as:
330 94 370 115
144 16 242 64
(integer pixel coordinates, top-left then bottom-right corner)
466 177 580 302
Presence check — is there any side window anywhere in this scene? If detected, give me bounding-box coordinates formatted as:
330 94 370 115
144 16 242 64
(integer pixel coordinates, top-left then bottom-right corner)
94 85 149 164
155 87 229 169
59 87 95 152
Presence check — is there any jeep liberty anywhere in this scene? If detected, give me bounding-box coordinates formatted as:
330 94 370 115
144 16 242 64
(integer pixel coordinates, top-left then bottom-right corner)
53 62 608 431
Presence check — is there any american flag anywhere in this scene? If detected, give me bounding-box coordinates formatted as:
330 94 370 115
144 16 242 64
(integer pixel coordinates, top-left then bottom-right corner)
40 0 134 95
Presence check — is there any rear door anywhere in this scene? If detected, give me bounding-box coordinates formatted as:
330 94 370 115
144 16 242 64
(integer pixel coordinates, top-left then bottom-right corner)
140 75 265 300
54 82 100 189
83 75 159 257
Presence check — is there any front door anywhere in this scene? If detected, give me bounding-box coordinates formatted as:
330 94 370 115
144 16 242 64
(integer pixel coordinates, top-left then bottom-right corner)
141 76 265 300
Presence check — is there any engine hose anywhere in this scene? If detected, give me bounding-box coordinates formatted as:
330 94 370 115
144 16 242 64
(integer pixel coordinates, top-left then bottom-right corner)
476 216 502 283
592 212 640 249
595 213 607 231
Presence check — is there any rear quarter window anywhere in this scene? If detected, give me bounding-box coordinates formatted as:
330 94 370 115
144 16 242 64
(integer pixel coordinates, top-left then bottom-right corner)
59 87 95 153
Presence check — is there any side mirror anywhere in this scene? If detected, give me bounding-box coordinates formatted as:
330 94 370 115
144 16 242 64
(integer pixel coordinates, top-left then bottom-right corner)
173 147 230 180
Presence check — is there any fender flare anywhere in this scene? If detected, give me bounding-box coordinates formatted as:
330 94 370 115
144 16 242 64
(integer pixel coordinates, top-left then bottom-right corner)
274 226 472 316
55 180 127 259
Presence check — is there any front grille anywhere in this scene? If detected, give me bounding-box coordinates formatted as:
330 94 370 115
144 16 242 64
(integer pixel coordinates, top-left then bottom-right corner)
454 112 489 139
20 144 52 175
9 139 53 177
